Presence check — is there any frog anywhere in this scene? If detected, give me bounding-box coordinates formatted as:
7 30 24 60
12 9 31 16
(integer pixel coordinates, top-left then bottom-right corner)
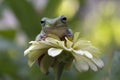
35 16 73 41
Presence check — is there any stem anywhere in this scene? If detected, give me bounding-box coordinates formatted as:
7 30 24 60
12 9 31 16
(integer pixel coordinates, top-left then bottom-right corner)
55 62 65 80
105 50 114 80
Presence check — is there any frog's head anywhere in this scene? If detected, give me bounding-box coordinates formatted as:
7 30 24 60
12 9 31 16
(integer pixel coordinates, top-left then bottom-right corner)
40 16 67 29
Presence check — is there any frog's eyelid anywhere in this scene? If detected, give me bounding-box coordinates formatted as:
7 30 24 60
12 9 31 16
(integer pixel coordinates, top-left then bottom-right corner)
41 17 47 21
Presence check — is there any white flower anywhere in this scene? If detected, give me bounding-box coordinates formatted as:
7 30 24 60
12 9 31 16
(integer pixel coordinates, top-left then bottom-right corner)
24 32 104 73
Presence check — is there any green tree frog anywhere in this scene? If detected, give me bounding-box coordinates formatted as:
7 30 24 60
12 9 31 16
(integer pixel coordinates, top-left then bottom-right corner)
35 16 73 41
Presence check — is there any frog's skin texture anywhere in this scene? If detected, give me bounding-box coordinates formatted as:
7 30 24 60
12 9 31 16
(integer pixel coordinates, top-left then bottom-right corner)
35 16 73 41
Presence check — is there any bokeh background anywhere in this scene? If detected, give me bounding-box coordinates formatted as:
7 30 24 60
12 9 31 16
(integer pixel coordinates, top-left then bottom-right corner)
0 0 120 80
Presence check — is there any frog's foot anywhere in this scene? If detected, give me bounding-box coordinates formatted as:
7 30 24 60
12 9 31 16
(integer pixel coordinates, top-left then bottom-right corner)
40 35 48 41
61 34 73 41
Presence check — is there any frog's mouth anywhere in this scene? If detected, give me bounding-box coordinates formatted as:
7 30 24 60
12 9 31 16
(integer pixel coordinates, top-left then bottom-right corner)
44 25 68 38
44 24 67 30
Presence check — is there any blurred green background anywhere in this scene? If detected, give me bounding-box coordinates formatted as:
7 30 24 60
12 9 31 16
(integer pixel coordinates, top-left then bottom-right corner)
0 0 120 80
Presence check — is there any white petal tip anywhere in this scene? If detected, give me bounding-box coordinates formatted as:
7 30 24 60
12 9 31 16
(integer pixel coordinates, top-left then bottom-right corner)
29 41 34 43
48 48 63 57
84 51 93 58
74 50 93 58
92 58 104 68
24 50 29 56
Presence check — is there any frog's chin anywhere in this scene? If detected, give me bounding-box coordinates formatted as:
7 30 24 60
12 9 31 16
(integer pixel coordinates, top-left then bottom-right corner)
44 26 68 38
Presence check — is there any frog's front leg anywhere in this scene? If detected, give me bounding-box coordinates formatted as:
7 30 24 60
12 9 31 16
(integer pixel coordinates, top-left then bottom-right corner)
35 33 47 41
61 29 73 40
40 35 48 40
66 29 73 37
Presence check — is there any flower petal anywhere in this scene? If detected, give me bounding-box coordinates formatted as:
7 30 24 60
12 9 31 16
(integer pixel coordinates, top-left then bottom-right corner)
28 49 46 67
73 50 84 55
65 37 73 48
87 60 98 71
91 58 104 68
48 48 63 57
46 37 72 51
84 51 93 58
72 52 103 72
73 50 93 58
45 37 62 47
73 40 91 50
40 54 54 74
73 32 80 42
78 44 100 54
57 41 72 51
24 41 51 56
72 53 89 72
73 59 89 72
24 46 36 56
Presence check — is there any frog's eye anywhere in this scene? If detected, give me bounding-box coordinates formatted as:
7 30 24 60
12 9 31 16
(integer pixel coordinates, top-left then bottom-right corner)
61 16 67 23
40 20 45 26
